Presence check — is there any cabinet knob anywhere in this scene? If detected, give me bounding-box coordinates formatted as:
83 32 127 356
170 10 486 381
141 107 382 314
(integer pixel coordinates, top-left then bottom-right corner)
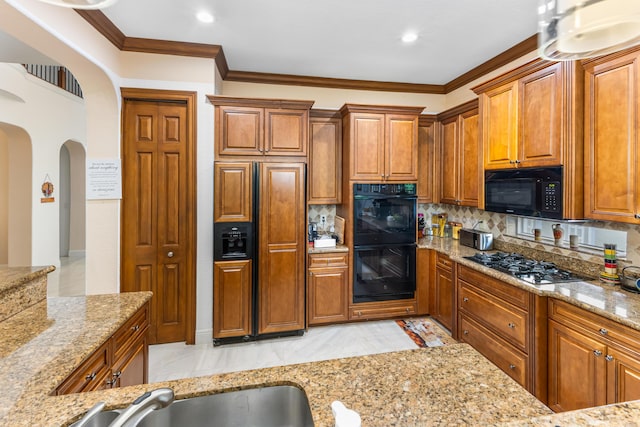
635 214 640 219
508 322 516 329
599 328 608 335
85 372 97 381
131 324 140 332
594 350 603 357
463 330 469 335
463 297 469 303
357 311 362 317
509 364 516 370
405 308 410 313
167 251 174 258
514 159 521 164
605 355 614 362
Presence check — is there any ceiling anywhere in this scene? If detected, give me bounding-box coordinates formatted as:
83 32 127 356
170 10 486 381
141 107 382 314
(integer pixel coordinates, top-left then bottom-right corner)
1 0 541 88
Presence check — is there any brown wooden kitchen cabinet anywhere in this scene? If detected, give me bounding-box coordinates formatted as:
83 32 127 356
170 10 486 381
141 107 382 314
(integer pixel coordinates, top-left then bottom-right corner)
583 46 640 224
214 162 252 222
437 100 479 207
307 252 349 325
258 162 306 334
417 115 438 203
456 265 548 402
308 111 342 204
213 260 253 339
208 96 314 158
340 104 424 182
474 60 565 169
548 298 640 412
432 252 454 332
473 59 583 217
56 302 149 395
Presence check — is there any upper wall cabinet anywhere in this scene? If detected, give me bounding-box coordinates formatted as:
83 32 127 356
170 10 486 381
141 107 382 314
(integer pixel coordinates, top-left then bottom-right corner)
340 104 424 182
583 46 640 224
473 59 576 170
437 100 479 207
208 96 314 159
473 59 584 218
418 115 438 203
308 110 342 204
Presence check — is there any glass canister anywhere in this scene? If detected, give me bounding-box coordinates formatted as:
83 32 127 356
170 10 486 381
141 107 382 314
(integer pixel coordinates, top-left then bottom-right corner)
443 223 452 238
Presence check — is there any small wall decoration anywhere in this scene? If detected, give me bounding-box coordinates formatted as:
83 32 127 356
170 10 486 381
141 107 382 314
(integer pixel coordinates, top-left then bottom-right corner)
41 174 55 203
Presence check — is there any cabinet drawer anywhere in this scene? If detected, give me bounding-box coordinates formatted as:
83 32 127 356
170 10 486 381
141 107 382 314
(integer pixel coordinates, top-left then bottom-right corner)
549 299 640 353
459 314 528 388
458 264 529 309
308 253 348 268
113 304 149 362
56 342 111 395
350 301 416 320
436 252 452 271
459 281 528 352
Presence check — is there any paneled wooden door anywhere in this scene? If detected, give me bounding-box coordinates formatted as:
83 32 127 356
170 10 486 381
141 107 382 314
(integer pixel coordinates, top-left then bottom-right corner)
121 90 196 345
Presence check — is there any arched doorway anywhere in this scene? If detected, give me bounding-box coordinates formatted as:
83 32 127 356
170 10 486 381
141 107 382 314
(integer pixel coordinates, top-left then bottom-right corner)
59 140 86 258
0 123 32 266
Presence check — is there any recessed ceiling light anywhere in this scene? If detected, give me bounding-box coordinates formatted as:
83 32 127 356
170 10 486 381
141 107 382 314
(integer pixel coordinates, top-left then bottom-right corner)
401 32 418 43
196 11 214 24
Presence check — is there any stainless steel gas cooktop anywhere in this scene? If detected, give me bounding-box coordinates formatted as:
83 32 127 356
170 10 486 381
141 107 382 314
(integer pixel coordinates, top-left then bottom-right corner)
465 252 586 285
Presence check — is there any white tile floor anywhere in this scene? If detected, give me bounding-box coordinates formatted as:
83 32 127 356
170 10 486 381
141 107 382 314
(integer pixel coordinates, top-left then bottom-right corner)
149 320 420 383
48 255 422 384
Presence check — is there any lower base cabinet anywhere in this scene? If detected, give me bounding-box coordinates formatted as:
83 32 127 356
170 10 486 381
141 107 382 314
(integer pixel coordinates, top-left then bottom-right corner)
548 299 640 412
55 302 149 395
308 253 349 325
432 253 454 332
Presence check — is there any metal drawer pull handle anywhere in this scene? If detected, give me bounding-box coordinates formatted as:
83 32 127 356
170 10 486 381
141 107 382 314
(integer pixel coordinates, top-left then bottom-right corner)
605 355 614 362
509 364 516 370
508 323 516 329
599 328 608 335
594 350 603 356
132 324 140 332
85 372 97 381
463 297 469 303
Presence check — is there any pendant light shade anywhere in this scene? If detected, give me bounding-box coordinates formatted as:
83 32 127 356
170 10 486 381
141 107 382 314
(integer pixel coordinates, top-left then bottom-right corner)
538 0 640 60
35 0 118 9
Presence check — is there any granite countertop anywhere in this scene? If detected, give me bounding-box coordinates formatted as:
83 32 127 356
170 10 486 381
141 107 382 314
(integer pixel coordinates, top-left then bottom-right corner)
418 237 640 333
0 291 152 426
0 265 55 293
13 344 553 427
308 243 349 254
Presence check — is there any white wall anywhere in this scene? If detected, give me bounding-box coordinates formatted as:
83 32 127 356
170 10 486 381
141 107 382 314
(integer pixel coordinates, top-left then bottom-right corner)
0 131 8 264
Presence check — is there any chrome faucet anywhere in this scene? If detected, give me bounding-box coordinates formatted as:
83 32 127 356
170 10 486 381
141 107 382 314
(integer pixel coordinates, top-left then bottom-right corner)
108 388 174 427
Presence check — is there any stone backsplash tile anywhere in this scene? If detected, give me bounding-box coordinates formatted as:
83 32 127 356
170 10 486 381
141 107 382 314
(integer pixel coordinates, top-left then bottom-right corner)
419 203 640 274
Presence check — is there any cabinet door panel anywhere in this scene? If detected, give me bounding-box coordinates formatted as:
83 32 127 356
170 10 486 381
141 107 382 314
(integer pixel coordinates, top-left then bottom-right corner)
214 162 252 222
459 110 479 206
213 260 252 338
308 268 348 325
386 114 418 180
350 114 385 180
217 106 263 156
519 63 563 167
483 82 518 169
265 108 308 156
607 346 640 404
308 117 341 203
417 122 437 203
548 320 607 412
258 163 305 334
434 265 453 332
584 54 639 222
439 117 458 205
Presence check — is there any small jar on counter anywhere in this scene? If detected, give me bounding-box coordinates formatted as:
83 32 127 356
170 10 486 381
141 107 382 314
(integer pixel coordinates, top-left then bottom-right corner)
450 222 462 239
443 223 452 238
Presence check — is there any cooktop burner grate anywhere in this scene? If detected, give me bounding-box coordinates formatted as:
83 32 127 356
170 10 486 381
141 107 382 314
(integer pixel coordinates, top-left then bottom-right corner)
465 252 586 284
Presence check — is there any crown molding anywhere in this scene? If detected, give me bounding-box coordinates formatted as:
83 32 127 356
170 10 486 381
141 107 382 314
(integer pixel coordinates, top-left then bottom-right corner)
77 9 537 95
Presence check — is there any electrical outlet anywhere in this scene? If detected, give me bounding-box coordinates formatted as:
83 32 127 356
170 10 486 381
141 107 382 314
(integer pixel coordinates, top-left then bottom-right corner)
320 215 326 224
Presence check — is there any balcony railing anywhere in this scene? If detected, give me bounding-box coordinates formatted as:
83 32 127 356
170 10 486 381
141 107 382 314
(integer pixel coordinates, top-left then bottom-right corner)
22 64 83 98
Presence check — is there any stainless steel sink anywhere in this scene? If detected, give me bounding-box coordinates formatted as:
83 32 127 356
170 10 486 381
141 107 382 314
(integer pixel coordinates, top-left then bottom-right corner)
70 385 314 427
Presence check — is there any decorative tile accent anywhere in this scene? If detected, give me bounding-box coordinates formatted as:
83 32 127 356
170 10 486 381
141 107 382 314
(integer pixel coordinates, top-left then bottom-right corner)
419 203 640 273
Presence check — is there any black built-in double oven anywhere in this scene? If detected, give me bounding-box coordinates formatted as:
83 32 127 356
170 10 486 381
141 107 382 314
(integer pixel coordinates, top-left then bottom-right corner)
352 183 417 303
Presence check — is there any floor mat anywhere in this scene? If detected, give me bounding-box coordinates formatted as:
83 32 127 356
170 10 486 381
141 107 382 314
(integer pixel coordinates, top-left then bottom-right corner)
395 317 457 348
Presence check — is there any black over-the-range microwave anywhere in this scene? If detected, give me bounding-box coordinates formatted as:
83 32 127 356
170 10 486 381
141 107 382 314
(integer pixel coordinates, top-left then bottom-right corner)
484 166 563 219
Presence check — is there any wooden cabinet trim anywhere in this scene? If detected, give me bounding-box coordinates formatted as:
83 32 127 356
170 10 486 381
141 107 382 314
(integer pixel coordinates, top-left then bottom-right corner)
457 265 529 309
208 95 314 110
350 300 417 320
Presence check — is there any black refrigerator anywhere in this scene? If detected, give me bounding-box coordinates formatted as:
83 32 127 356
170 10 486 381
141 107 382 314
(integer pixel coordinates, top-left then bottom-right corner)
213 162 306 345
